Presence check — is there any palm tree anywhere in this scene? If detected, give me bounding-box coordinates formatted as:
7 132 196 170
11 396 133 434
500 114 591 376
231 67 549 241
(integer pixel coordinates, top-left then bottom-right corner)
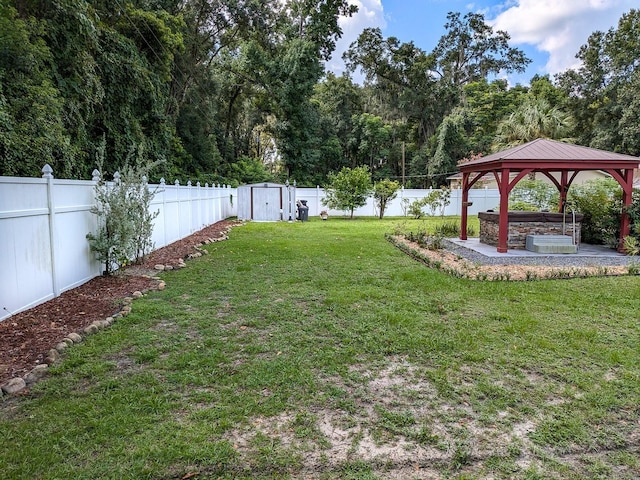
492 98 574 151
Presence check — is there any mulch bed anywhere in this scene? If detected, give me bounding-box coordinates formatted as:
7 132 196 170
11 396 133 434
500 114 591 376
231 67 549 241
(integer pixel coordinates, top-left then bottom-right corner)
0 219 240 386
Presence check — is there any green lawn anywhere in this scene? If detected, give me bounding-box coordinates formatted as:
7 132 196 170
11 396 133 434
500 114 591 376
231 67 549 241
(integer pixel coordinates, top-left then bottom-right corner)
2 217 639 479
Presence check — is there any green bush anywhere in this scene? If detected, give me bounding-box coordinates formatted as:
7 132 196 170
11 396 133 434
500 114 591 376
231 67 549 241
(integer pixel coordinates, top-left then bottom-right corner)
509 179 559 211
87 158 159 275
568 178 621 246
432 220 476 238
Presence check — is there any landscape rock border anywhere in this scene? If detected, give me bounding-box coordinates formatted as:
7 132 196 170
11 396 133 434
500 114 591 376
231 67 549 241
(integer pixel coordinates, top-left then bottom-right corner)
0 222 243 397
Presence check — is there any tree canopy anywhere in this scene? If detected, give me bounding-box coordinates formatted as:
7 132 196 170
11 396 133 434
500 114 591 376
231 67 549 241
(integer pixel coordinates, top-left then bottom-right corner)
1 3 639 187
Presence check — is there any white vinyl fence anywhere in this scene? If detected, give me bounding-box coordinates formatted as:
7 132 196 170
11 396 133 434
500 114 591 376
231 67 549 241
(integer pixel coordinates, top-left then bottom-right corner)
0 165 237 322
295 186 501 218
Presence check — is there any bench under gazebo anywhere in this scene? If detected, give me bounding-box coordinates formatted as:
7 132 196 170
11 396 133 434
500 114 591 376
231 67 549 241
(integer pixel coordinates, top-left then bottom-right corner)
458 139 640 253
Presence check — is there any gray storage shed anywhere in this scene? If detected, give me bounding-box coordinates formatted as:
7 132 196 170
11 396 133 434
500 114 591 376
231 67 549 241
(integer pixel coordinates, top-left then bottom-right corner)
237 182 297 221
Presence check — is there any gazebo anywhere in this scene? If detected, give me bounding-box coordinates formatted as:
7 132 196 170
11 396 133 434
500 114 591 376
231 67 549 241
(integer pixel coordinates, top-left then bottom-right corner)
458 139 640 253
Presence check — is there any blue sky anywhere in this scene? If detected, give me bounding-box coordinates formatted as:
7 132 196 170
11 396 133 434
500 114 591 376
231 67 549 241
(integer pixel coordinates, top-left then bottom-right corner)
328 0 638 86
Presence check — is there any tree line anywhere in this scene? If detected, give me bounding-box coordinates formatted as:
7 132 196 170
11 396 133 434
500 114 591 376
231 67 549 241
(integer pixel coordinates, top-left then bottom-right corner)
1 2 639 187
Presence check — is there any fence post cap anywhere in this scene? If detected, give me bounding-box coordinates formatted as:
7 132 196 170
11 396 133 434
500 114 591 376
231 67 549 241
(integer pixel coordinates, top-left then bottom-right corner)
42 164 54 178
113 171 121 183
175 179 180 186
91 169 101 181
160 177 166 185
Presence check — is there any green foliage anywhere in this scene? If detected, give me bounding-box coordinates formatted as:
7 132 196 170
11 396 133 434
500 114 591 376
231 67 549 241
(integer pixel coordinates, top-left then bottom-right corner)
432 11 531 88
568 178 621 246
408 198 427 219
433 220 473 237
87 149 159 275
347 113 392 172
406 188 452 218
0 4 75 176
225 156 273 187
312 73 363 163
623 236 640 256
3 1 640 192
87 176 135 276
424 188 452 216
461 79 528 153
372 179 400 219
509 179 559 211
558 9 640 156
322 166 372 219
429 111 469 186
493 98 574 150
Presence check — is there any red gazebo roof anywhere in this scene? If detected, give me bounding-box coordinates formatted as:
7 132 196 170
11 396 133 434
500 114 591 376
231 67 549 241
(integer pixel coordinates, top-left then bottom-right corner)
459 138 640 172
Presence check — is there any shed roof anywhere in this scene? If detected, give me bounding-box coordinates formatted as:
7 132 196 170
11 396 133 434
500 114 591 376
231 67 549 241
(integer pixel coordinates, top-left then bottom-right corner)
460 138 639 172
238 182 286 188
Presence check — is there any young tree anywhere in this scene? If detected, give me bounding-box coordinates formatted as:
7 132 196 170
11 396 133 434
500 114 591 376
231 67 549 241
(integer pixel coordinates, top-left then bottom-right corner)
423 187 452 216
87 144 159 274
373 179 400 219
322 166 372 219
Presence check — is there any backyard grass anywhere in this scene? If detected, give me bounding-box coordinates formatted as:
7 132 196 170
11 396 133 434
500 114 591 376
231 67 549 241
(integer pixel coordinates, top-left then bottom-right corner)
1 216 639 479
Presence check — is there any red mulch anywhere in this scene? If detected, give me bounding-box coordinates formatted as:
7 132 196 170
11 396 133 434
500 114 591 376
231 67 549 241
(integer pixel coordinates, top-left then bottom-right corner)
0 219 240 386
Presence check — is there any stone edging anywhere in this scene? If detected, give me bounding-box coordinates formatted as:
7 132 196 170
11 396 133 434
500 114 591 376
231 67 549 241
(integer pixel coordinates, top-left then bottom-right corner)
0 222 244 398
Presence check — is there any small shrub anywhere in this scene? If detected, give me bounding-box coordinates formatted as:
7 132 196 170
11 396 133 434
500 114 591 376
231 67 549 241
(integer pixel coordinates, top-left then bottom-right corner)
433 220 460 237
568 178 621 245
428 234 445 251
87 147 159 275
623 235 640 256
408 198 427 219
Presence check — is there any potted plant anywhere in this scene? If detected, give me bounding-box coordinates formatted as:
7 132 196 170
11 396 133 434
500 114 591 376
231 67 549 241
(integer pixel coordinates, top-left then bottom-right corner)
320 210 328 220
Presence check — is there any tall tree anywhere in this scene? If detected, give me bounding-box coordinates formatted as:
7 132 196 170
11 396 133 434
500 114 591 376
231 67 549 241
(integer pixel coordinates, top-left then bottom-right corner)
344 28 452 145
557 9 640 155
432 11 531 89
312 73 363 164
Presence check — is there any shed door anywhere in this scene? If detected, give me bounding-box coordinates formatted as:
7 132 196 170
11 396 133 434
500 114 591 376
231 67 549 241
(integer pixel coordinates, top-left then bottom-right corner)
251 187 282 221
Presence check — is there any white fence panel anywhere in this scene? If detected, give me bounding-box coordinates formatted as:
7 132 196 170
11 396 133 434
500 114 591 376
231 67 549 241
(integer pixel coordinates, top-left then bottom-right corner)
51 179 102 295
1 167 237 322
295 186 501 218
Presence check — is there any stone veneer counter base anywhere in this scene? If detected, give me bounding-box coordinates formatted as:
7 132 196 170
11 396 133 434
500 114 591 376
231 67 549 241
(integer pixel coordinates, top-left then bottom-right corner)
478 211 584 250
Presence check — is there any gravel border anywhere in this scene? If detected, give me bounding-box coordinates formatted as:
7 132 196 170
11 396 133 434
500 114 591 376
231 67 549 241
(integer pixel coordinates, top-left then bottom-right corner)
442 239 638 268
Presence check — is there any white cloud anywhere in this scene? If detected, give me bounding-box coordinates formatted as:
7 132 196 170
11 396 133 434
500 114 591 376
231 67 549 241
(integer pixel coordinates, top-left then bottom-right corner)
326 0 386 76
490 0 637 75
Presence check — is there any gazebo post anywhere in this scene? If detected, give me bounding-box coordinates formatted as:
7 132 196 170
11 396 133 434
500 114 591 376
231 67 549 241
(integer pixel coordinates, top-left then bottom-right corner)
558 170 569 212
460 172 470 240
618 168 634 252
497 167 510 253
